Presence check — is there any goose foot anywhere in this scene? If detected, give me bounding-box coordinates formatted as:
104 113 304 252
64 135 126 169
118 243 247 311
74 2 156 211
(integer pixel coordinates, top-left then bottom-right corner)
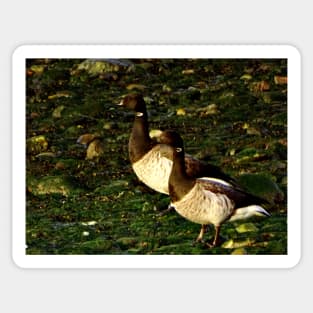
192 238 219 248
205 226 222 248
191 225 208 246
196 225 208 241
192 225 224 248
205 240 219 248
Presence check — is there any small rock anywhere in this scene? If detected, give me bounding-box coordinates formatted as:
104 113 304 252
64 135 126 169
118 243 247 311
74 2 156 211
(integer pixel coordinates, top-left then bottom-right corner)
281 176 287 186
162 84 172 92
26 135 48 155
85 139 104 160
222 238 254 249
116 237 137 249
36 152 58 158
81 221 97 226
182 69 195 75
149 129 163 139
108 180 129 188
176 108 186 116
77 133 97 146
30 64 45 74
55 161 66 170
246 127 261 136
27 176 80 196
218 91 235 101
198 103 218 116
75 60 121 76
240 74 253 80
30 112 40 119
236 223 259 233
229 148 236 156
77 134 104 160
274 76 287 85
242 123 261 136
235 147 265 163
52 105 65 118
103 122 113 130
126 84 146 91
48 91 71 100
222 239 235 249
249 81 270 92
231 248 248 255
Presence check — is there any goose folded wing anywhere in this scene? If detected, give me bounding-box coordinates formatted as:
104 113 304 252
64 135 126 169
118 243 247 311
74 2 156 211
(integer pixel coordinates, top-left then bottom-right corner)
185 154 239 186
196 177 269 207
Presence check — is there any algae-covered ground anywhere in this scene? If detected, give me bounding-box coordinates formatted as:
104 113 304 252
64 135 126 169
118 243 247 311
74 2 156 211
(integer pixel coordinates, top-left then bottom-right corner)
26 58 288 255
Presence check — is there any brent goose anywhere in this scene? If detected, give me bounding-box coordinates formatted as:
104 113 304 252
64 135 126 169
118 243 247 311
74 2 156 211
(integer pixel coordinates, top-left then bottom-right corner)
158 130 270 247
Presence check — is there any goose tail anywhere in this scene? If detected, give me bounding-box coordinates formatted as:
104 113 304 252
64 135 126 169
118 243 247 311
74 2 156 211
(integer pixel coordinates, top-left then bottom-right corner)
228 205 271 222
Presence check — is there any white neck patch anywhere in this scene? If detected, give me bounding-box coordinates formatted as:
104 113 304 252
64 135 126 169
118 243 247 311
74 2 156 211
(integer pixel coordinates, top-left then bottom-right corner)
136 112 144 117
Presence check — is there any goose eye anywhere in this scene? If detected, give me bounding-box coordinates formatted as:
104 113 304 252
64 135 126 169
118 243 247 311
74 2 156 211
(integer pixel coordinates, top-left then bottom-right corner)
176 147 182 153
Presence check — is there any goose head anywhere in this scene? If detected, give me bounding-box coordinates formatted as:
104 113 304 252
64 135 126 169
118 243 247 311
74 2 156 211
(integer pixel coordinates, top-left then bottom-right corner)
158 130 185 155
118 93 146 114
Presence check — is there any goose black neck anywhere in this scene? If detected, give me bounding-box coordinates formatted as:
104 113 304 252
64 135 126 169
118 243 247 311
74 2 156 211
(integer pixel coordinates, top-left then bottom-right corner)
169 148 196 202
129 109 152 163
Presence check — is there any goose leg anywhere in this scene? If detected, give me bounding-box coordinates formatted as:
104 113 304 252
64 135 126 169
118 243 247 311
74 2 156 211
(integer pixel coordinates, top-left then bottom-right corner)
195 225 207 243
213 225 221 246
206 225 221 248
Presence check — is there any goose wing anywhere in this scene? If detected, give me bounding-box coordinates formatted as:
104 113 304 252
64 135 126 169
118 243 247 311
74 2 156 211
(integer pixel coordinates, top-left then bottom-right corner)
196 177 268 207
184 154 239 186
156 145 239 187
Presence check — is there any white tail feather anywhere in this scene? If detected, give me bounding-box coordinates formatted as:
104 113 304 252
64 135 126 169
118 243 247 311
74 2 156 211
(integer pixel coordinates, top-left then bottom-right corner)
228 205 270 222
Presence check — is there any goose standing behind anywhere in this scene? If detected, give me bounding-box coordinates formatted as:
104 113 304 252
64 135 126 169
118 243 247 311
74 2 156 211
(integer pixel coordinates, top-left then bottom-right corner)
158 130 271 247
117 93 238 195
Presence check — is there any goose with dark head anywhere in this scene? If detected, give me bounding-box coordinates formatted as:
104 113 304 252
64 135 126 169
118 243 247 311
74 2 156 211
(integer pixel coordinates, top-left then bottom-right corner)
118 93 238 196
118 94 151 164
158 130 271 247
